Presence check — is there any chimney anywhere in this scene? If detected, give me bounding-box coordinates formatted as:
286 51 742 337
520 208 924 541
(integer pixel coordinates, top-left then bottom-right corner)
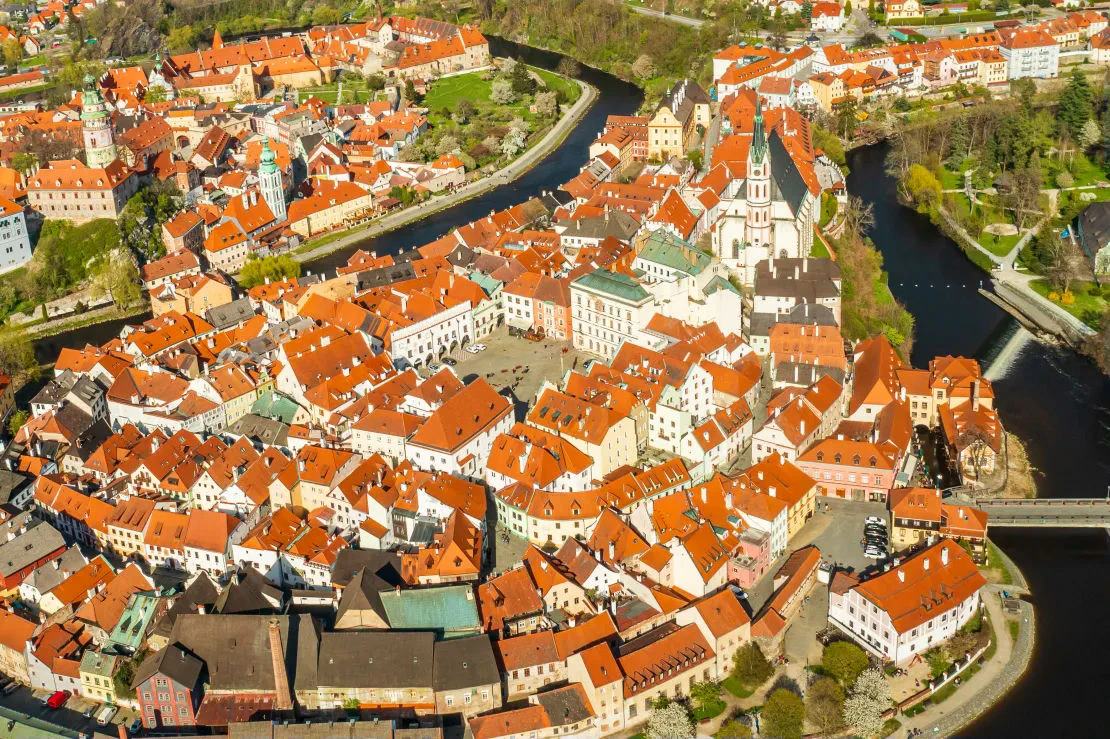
803 257 809 273
972 379 981 412
923 557 931 571
941 546 949 566
267 617 293 711
608 541 616 560
700 487 707 504
197 603 206 615
897 569 905 583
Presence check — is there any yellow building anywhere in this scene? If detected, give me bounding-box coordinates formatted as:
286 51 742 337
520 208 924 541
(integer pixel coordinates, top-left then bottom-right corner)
808 72 847 114
647 79 711 161
79 650 120 704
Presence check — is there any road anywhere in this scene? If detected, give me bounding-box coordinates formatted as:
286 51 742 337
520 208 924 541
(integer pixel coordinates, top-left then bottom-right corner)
291 78 599 268
0 683 134 738
626 3 705 28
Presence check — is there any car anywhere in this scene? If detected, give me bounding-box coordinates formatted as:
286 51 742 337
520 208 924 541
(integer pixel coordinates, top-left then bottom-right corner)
864 526 886 536
442 357 457 366
865 516 885 525
82 704 97 718
427 362 441 372
2 681 18 695
471 344 487 352
465 346 482 354
46 690 71 709
129 718 143 734
96 704 119 726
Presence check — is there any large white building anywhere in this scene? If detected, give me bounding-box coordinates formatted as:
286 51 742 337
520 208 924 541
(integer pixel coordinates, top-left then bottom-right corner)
828 541 987 664
999 27 1060 79
0 198 32 274
570 268 656 360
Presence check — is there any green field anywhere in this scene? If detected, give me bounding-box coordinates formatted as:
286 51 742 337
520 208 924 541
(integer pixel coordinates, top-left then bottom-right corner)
1030 279 1107 329
424 73 494 110
530 65 580 102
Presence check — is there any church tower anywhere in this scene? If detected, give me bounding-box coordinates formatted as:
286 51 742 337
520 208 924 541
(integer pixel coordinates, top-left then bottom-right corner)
258 138 287 222
81 74 117 169
744 98 772 251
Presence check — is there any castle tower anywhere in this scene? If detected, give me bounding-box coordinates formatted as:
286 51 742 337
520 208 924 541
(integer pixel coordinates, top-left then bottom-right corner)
258 137 287 222
212 28 224 50
81 74 117 169
744 97 772 252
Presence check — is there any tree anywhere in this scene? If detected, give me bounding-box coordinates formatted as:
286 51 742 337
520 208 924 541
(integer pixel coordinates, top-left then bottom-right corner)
435 136 459 156
404 78 419 104
238 254 302 288
113 649 148 699
731 643 774 688
1079 119 1101 150
801 2 814 20
843 669 889 739
0 330 37 382
89 253 141 310
2 38 22 67
689 680 721 712
490 78 517 105
947 118 970 167
646 701 693 739
557 57 581 79
455 97 476 122
7 409 28 438
500 57 518 77
632 54 655 79
805 677 846 735
167 25 198 54
823 642 870 687
854 32 884 49
535 90 558 117
687 148 703 172
1001 168 1043 231
717 719 753 738
501 126 528 158
145 86 167 104
510 59 535 95
1058 70 1093 138
762 689 804 739
11 153 36 176
903 165 943 212
312 6 340 26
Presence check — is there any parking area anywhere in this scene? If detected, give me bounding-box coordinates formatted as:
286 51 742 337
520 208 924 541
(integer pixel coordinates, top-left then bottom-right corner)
433 329 588 405
0 684 138 738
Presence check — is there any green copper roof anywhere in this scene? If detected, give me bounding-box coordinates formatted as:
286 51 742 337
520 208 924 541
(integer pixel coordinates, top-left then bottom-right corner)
260 137 278 174
573 268 651 304
638 230 711 276
252 391 302 425
702 274 741 297
380 585 480 636
751 97 767 164
106 591 160 652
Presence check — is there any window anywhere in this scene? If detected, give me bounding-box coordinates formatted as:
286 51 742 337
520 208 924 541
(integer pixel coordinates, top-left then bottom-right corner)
445 695 454 707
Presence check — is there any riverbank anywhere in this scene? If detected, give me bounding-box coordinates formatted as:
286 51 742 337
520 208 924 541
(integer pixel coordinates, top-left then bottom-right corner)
291 78 598 268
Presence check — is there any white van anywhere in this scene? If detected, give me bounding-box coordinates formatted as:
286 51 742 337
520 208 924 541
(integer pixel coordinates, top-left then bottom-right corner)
95 704 119 726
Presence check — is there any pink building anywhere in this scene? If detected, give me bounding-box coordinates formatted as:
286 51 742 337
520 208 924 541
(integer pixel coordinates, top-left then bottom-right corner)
727 528 771 589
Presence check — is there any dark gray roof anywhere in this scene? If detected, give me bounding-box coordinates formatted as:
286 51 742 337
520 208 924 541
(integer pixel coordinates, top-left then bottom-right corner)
0 468 33 506
445 243 476 269
749 303 839 338
227 414 289 447
768 132 810 215
1078 200 1110 265
557 210 639 241
432 633 499 691
30 370 77 408
357 261 417 291
205 298 257 330
132 642 205 689
537 189 574 212
534 684 595 727
755 257 841 302
331 549 403 590
167 613 317 693
774 361 846 387
213 566 284 615
65 420 114 464
0 519 64 578
334 565 393 627
316 631 434 689
22 546 87 595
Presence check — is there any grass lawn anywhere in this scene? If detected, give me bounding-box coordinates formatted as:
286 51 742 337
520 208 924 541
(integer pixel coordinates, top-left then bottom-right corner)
1067 156 1108 188
298 76 382 105
983 539 1013 586
882 718 903 738
978 230 1021 257
529 65 580 102
939 166 964 190
1029 279 1107 329
810 238 831 258
424 73 494 110
692 698 727 721
721 676 754 699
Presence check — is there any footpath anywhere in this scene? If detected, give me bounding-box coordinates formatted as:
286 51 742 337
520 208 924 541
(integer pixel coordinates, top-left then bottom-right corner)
292 78 599 267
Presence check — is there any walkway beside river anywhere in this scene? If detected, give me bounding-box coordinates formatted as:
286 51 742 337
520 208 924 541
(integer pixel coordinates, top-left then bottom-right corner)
292 78 598 268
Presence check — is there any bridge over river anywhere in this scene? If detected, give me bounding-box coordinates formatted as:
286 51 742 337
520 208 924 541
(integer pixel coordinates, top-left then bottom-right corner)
970 498 1110 528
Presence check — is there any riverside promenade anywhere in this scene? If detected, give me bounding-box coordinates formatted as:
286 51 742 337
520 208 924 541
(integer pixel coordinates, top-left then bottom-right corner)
293 78 599 267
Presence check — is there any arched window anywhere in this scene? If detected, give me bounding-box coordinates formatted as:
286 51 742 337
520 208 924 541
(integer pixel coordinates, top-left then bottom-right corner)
834 453 842 464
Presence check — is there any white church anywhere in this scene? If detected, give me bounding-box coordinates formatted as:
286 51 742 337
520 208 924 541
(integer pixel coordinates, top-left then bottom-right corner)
709 101 816 287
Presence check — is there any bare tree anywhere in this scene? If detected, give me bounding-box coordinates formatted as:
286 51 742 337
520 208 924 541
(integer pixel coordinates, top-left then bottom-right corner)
957 427 994 480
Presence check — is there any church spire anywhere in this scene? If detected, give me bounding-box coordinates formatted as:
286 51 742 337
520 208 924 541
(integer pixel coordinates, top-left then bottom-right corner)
212 28 224 49
751 96 767 164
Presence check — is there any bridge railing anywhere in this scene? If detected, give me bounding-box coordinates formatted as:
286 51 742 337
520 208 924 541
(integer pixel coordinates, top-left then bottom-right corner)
977 498 1109 507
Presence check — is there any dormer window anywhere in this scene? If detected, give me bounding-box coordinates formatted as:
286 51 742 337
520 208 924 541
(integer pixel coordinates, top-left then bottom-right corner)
834 453 841 464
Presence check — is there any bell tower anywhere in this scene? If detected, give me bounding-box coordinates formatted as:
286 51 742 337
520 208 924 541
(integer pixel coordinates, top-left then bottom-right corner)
744 98 772 251
81 74 117 169
258 138 286 222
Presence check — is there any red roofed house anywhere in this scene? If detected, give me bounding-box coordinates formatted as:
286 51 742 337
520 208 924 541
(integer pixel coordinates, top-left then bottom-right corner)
27 159 138 222
828 540 986 663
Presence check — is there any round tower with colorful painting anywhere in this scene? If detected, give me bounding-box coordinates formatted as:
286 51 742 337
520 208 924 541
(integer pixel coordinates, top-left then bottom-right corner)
81 73 118 169
258 137 287 223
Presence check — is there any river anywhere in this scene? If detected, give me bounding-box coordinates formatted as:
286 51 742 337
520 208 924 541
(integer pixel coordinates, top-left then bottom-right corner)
847 143 1110 736
29 43 1110 734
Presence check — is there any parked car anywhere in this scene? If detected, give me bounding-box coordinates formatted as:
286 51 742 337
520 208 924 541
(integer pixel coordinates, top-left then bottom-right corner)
129 718 143 734
442 356 457 366
96 704 119 726
46 690 71 709
82 704 97 718
865 516 885 525
471 344 486 352
427 362 441 372
2 681 19 695
465 346 482 354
